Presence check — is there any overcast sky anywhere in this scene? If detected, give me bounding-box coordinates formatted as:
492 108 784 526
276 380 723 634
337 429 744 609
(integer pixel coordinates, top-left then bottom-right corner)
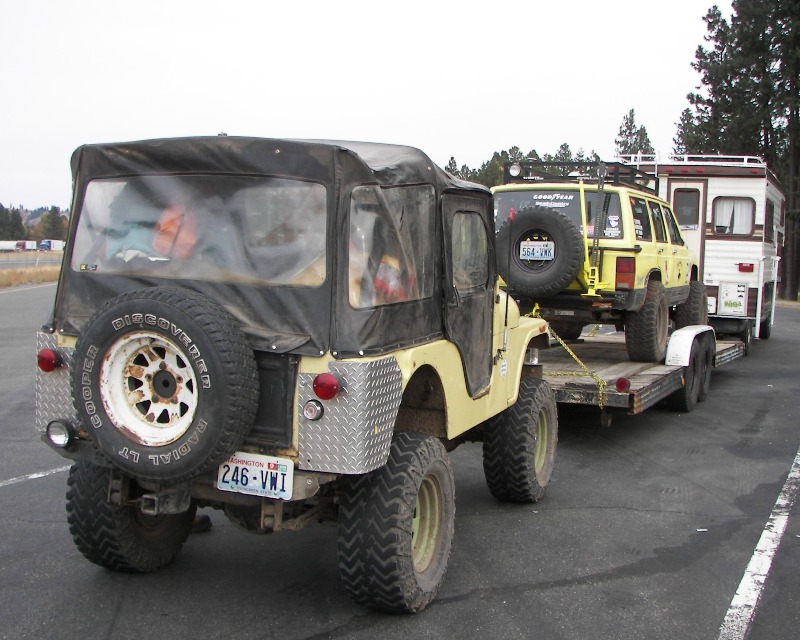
2 0 732 210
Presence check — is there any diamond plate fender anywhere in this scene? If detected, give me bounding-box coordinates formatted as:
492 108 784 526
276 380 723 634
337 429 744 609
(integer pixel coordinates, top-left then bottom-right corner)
297 357 402 474
35 332 80 433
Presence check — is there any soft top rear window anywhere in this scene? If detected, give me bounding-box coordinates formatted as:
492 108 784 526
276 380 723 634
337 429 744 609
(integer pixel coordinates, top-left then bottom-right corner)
494 189 623 238
71 175 328 286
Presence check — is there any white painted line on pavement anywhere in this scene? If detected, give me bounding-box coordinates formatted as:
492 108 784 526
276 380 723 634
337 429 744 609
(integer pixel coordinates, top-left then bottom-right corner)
0 465 71 489
718 445 800 640
0 282 57 294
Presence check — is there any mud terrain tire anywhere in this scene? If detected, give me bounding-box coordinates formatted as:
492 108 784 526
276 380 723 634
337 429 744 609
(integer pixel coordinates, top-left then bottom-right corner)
483 376 558 502
72 286 259 484
66 461 195 572
625 280 669 362
497 206 583 298
675 280 708 328
337 433 455 613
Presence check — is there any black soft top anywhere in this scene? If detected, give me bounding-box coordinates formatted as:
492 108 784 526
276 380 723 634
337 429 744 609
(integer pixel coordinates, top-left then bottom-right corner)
55 137 492 357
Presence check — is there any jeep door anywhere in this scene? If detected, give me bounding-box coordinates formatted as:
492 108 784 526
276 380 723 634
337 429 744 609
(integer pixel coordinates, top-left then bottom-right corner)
441 193 494 398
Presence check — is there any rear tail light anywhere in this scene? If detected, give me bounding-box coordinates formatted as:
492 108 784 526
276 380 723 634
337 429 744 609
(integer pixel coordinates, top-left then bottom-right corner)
313 372 340 400
615 377 631 393
615 257 636 290
37 348 60 372
738 263 755 273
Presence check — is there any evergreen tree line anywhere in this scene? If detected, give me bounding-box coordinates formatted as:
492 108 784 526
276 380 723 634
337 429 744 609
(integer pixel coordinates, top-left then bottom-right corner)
0 203 67 243
674 0 800 300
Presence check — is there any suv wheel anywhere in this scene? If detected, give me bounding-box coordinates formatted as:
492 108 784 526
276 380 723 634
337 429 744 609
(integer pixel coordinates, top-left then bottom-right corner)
66 462 195 572
625 280 669 362
675 281 708 328
549 320 584 341
337 433 455 613
482 377 558 502
497 206 583 297
72 287 259 484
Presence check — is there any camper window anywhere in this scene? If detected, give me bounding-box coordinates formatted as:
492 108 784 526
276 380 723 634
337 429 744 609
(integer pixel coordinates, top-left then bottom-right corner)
712 197 754 236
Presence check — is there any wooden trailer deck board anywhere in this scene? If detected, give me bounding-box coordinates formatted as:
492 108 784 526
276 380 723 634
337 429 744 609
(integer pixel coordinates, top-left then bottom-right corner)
539 333 744 413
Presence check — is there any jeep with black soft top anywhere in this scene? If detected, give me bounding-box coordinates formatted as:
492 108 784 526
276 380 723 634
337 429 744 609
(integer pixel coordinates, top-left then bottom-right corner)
36 137 557 613
493 161 707 362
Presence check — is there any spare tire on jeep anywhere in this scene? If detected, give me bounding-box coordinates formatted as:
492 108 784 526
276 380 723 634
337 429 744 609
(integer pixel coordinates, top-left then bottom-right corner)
72 286 259 484
496 206 583 298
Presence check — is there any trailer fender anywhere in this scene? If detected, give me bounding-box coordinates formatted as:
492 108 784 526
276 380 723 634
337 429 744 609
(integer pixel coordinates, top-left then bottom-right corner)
665 326 715 367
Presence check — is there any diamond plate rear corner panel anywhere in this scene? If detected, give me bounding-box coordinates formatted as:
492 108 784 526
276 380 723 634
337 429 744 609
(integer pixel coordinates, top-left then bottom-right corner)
35 332 80 433
298 357 402 474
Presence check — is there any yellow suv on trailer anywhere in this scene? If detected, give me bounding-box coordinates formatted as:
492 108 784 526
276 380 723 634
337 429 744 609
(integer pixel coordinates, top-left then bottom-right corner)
493 161 706 362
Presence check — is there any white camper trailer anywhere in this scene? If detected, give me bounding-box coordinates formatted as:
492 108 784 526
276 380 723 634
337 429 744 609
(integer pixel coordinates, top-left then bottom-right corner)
619 154 784 351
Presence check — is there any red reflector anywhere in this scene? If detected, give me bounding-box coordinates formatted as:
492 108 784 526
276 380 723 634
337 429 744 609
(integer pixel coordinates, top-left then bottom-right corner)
738 263 755 272
666 167 674 173
313 372 340 400
615 377 631 392
37 348 60 372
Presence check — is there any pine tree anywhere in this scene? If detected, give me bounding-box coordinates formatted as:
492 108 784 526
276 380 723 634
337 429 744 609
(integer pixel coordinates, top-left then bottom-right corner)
615 109 654 156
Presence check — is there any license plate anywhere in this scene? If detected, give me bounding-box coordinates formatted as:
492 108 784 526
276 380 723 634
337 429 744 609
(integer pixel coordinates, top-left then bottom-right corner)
217 451 294 500
519 240 554 261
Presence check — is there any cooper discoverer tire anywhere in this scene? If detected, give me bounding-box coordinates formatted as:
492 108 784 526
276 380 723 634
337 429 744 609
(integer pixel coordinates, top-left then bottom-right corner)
72 286 259 484
483 376 558 502
337 433 455 613
66 461 195 572
497 206 583 298
625 280 669 362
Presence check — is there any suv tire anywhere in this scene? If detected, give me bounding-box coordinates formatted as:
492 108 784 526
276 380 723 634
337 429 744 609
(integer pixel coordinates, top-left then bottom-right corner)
675 280 708 328
66 461 195 572
482 376 558 502
625 280 669 362
72 287 259 484
497 206 583 297
337 433 455 613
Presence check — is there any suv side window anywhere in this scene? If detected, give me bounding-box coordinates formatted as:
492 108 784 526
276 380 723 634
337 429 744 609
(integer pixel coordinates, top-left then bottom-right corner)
629 197 653 241
349 185 435 308
663 205 685 246
712 197 754 236
451 211 488 291
648 201 668 242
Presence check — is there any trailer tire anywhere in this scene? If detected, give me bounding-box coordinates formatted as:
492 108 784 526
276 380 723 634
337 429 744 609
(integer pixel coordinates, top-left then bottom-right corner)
697 337 714 402
66 461 195 572
675 281 708 328
666 340 702 413
496 206 583 298
337 433 455 613
483 377 558 503
625 280 669 362
72 286 259 484
739 320 753 356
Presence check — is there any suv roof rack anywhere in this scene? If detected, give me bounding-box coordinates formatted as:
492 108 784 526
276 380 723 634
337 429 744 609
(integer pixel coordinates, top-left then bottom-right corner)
502 161 657 195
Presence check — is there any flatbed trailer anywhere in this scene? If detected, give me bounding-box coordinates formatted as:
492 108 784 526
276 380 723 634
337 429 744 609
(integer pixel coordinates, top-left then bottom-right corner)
539 327 744 424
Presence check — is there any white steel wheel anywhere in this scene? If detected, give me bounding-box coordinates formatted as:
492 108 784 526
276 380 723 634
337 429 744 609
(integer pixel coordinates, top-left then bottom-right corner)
101 331 199 447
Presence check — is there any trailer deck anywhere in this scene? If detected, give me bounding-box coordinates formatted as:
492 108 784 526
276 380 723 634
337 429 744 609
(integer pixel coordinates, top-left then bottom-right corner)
540 331 744 414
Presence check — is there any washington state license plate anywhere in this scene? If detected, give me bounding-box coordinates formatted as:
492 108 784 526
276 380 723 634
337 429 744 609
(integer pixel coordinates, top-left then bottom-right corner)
217 451 294 500
519 240 554 260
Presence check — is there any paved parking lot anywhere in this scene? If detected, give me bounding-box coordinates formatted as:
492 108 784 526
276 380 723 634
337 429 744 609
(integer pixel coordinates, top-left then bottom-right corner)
1 284 798 640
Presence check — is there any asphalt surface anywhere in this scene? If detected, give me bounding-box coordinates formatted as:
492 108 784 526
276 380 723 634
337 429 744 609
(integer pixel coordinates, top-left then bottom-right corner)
1 284 798 640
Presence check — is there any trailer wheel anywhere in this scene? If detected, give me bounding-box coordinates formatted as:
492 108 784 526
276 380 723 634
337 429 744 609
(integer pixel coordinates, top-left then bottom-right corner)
496 206 583 298
739 320 753 355
482 377 558 503
625 280 669 362
66 462 195 572
72 287 259 484
675 281 708 328
666 340 702 412
337 433 455 613
697 337 714 402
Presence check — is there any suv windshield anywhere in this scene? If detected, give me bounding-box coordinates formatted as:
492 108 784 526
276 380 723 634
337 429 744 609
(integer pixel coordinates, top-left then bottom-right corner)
71 175 328 286
494 189 623 239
